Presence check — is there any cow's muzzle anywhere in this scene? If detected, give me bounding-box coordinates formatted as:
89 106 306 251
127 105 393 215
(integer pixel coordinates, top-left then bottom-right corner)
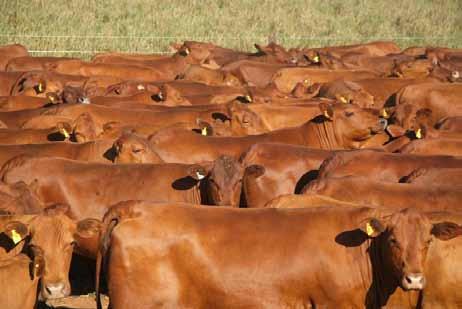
402 273 426 290
371 118 388 134
42 281 69 299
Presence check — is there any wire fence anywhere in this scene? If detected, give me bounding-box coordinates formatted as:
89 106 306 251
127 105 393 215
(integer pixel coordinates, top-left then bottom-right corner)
2 0 460 59
0 34 458 59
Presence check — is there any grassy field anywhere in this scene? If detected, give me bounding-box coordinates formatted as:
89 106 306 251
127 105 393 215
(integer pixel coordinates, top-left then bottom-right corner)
0 0 461 59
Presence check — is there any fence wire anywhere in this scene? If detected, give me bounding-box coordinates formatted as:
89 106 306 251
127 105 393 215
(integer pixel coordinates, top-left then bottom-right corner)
0 35 458 59
1 0 460 59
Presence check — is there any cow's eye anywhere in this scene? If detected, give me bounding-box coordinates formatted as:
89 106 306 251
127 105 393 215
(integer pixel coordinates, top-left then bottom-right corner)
65 241 76 250
132 148 144 153
345 111 354 117
389 238 398 246
426 239 433 246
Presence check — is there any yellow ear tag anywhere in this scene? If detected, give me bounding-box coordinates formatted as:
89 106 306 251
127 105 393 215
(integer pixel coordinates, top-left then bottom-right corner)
339 96 348 104
381 109 389 118
313 55 320 63
60 128 70 138
366 222 374 236
184 48 190 55
244 95 252 103
323 110 332 120
11 229 22 244
201 127 208 136
415 128 422 139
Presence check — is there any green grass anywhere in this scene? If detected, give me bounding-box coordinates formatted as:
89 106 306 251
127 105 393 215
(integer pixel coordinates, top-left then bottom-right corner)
0 0 461 59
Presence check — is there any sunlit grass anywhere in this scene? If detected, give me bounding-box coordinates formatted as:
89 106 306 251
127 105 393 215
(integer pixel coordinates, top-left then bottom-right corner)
0 0 460 59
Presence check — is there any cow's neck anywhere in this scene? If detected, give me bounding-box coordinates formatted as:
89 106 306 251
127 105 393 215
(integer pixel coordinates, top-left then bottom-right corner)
301 119 342 150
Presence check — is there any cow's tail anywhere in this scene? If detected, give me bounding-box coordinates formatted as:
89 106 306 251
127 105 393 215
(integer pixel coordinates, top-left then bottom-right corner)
96 200 142 309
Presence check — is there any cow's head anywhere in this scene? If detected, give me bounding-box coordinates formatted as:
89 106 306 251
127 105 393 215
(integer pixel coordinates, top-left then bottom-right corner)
172 41 214 64
303 50 322 65
151 84 191 106
1 205 100 300
227 101 270 136
391 59 433 79
112 133 163 164
291 80 320 99
319 102 387 148
412 108 434 139
206 156 244 207
360 208 462 291
223 72 243 88
254 42 295 64
181 156 263 207
11 72 63 98
392 103 439 133
327 80 375 109
71 112 100 143
60 86 89 104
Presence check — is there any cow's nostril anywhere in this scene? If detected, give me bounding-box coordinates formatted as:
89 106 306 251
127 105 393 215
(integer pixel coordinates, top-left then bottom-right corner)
405 276 412 284
45 282 65 295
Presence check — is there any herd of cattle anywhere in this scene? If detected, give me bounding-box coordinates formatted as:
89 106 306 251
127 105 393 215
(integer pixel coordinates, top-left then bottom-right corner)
0 40 461 308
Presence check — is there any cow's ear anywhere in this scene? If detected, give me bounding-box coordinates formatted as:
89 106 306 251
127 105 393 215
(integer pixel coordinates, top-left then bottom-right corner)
35 80 47 94
74 218 102 258
431 222 462 241
46 92 60 104
319 102 334 120
4 221 29 245
188 165 210 181
76 218 102 239
245 165 265 178
55 121 73 139
359 218 386 238
196 119 213 136
254 44 268 54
